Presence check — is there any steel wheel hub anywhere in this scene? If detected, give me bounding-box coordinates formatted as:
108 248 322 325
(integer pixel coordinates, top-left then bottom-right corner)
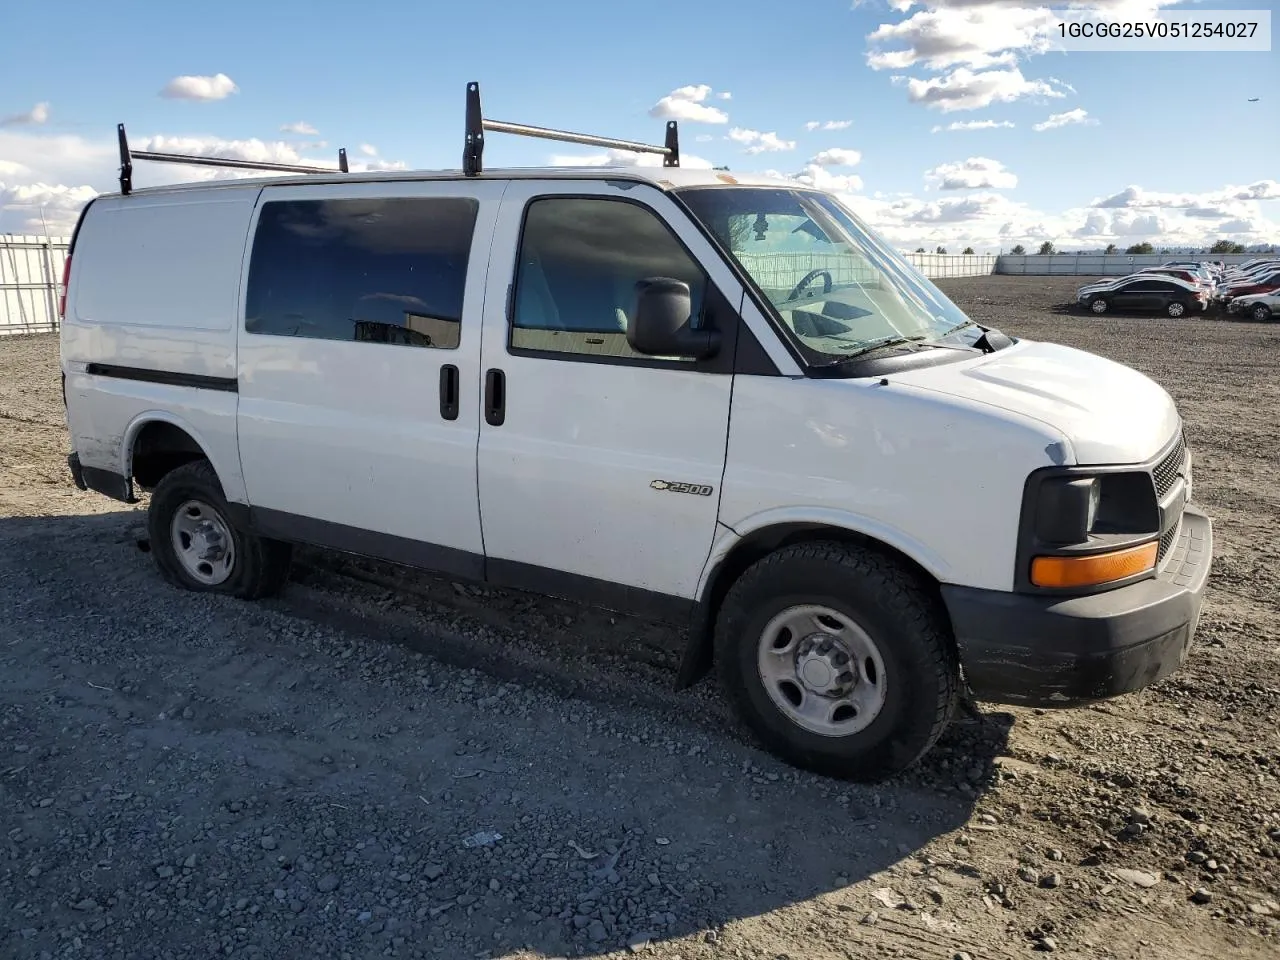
756 604 888 738
171 499 235 586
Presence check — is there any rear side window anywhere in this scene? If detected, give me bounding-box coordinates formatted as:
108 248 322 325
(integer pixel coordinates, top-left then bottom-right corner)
244 197 479 348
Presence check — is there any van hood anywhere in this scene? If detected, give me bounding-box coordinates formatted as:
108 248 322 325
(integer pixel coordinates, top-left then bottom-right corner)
887 339 1180 465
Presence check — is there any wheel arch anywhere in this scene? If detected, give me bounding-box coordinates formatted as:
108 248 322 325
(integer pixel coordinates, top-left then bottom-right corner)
123 413 223 492
679 516 953 689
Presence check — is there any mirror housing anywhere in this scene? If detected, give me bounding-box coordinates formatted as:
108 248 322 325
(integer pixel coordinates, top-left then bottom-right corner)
627 277 721 360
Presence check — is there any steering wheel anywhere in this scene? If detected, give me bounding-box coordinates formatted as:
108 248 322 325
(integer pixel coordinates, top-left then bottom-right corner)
788 268 833 302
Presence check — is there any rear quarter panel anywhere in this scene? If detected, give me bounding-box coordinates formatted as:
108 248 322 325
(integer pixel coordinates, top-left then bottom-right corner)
60 188 259 501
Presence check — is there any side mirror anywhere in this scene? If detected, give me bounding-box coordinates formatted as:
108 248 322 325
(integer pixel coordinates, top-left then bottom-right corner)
627 277 721 360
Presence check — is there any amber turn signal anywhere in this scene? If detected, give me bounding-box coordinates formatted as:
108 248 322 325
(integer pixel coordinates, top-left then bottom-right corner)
1030 541 1158 589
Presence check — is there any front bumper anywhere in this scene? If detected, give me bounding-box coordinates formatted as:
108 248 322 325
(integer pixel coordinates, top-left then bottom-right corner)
942 504 1212 707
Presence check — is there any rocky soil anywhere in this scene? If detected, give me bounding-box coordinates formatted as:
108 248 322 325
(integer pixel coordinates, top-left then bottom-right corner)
1 275 1277 960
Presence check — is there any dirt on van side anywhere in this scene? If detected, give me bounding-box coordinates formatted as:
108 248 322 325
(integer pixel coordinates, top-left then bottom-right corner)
1 274 1277 960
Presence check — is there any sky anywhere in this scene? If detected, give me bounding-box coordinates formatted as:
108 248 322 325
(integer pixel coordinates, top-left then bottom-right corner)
1 0 1277 253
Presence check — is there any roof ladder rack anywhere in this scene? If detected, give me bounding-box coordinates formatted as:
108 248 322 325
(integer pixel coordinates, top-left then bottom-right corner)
462 81 679 177
116 123 350 195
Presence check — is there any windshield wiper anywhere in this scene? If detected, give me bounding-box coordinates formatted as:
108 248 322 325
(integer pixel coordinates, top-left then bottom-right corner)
819 333 931 364
936 319 979 337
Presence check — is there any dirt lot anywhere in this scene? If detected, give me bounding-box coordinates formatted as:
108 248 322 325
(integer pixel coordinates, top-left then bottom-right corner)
1 274 1277 960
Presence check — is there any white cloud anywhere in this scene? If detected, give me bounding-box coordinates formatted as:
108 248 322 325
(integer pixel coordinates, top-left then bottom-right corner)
897 66 1067 112
1 102 50 127
547 148 714 169
352 159 407 172
1218 218 1260 233
931 119 1015 132
281 121 318 135
0 181 99 234
159 73 239 101
727 128 796 154
718 91 733 100
359 143 378 157
1032 107 1097 131
866 6 1058 71
136 134 317 168
763 163 865 194
804 119 853 131
925 156 1017 190
648 85 730 124
0 129 117 189
810 148 863 168
1093 180 1280 210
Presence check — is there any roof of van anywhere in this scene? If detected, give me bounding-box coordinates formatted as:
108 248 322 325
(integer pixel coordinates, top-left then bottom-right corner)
108 164 804 199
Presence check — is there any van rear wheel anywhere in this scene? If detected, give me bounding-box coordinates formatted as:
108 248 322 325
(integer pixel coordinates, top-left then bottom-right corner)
713 542 959 781
148 460 292 600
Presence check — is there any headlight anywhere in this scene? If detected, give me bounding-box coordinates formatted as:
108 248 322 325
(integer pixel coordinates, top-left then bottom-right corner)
1034 476 1101 545
1021 470 1162 592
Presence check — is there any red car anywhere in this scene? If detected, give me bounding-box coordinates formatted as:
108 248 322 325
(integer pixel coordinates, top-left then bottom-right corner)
1219 269 1280 303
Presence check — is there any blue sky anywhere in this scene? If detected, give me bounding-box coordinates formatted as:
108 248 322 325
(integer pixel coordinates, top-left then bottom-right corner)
1 0 1276 252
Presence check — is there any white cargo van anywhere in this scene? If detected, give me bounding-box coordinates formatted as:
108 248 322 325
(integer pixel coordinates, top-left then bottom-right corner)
59 86 1212 781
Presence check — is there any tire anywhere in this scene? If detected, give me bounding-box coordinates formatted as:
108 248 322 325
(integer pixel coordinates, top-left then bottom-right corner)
712 541 960 782
1089 297 1108 314
1252 303 1273 323
147 459 292 600
1166 300 1187 318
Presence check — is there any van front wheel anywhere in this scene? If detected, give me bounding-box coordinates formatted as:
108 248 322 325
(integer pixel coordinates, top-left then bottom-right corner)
713 542 959 781
148 460 292 600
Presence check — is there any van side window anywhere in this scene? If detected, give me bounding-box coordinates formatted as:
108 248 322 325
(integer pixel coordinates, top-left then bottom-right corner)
510 197 707 361
244 197 478 348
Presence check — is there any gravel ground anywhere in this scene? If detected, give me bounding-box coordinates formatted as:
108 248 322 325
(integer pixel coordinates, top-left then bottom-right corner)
1 275 1277 960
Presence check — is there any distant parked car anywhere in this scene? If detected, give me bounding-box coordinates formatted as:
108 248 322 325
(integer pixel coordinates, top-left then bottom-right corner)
1137 266 1215 292
1217 269 1280 305
1077 274 1207 317
1226 288 1280 322
1221 261 1280 284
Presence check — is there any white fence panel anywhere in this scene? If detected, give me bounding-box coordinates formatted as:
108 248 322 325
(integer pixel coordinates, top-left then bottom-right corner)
904 252 998 278
1 235 69 336
733 250 997 287
995 252 1265 276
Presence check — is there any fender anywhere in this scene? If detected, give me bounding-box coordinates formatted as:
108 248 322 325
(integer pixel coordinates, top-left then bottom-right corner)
120 409 248 505
695 505 953 602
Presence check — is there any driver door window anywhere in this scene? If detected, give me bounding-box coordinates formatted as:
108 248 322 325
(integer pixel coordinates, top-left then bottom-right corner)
510 197 707 362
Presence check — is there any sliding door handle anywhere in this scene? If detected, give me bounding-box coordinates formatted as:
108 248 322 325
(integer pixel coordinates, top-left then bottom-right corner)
439 364 459 420
484 368 505 427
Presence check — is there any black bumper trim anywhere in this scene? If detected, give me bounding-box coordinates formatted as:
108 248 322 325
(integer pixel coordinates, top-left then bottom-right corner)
67 452 87 491
67 452 136 504
943 504 1211 707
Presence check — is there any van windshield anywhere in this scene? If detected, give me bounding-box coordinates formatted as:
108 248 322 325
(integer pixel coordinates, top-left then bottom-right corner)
675 185 975 364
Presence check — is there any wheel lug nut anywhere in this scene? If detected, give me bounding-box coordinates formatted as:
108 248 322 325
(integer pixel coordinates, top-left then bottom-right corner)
832 652 849 666
838 671 854 685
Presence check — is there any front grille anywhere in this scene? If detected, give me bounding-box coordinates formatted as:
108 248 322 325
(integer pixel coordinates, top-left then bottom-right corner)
1152 432 1185 500
1157 520 1180 563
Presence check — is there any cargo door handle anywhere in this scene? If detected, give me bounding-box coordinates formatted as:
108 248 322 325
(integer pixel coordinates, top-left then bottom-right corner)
439 364 459 420
484 368 505 426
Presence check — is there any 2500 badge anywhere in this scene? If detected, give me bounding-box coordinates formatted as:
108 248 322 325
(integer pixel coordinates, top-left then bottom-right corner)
650 479 714 497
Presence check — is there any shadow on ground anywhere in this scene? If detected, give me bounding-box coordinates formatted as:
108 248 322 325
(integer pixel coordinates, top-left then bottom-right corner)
1 511 1015 959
